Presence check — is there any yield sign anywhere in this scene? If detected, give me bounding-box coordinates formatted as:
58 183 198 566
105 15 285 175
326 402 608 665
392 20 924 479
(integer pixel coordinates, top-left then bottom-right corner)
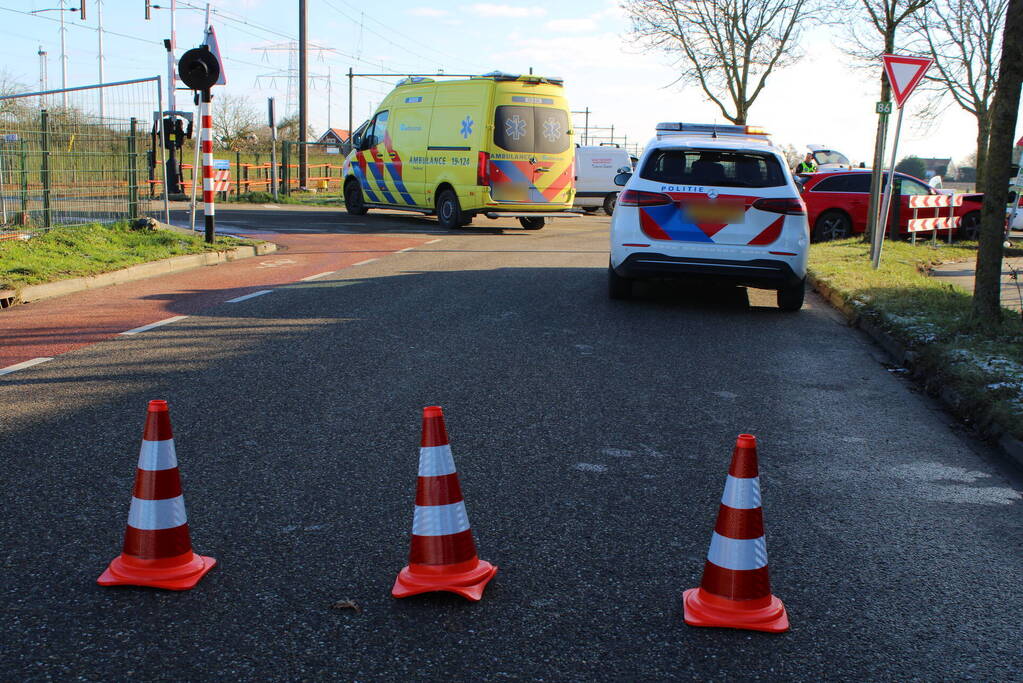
203 25 227 86
881 54 932 108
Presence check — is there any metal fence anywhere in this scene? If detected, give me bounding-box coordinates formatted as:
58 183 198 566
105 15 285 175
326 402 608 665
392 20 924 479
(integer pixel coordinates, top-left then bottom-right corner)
0 78 166 235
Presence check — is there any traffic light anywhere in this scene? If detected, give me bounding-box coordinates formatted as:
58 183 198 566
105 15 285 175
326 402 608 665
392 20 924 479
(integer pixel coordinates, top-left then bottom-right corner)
79 2 85 20
145 0 151 20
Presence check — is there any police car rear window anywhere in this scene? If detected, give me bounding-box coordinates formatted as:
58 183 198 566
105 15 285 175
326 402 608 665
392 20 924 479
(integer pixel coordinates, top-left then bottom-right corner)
494 105 570 154
640 150 785 188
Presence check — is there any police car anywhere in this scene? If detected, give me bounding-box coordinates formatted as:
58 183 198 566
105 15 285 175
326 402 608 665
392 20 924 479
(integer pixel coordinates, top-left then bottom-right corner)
608 122 809 311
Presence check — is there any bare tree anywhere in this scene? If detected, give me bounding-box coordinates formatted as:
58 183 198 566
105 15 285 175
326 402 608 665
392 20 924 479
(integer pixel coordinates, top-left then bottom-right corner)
972 0 1022 325
841 0 932 243
910 0 1006 192
623 0 822 124
212 93 261 151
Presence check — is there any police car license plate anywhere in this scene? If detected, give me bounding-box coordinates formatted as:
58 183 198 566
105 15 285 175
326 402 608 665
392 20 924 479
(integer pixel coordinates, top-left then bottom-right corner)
683 202 745 224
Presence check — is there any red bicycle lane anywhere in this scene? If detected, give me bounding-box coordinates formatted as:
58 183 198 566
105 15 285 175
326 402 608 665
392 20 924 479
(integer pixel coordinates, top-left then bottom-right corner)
0 232 432 371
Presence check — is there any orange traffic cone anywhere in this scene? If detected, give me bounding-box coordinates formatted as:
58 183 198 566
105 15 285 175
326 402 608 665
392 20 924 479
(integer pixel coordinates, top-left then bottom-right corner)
97 400 216 590
392 406 497 601
683 434 789 632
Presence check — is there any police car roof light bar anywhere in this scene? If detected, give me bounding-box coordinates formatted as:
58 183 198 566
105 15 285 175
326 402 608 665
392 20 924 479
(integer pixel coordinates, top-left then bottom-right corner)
655 122 769 138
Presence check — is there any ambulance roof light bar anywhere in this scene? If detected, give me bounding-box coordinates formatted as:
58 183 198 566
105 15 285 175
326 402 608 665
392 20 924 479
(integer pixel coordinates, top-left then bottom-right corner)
477 71 564 86
656 122 769 139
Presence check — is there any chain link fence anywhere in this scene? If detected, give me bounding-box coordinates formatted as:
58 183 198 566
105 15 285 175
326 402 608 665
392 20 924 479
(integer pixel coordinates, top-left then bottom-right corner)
0 78 166 236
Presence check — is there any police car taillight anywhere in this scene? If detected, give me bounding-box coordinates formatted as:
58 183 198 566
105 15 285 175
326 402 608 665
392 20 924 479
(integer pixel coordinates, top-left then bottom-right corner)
619 190 672 207
477 151 490 186
752 198 805 215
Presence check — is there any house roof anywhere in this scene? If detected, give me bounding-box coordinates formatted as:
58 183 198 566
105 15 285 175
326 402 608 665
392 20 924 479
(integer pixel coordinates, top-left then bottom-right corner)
317 128 349 143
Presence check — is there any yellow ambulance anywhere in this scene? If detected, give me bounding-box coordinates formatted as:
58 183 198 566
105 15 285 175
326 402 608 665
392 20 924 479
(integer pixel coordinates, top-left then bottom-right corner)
342 72 576 229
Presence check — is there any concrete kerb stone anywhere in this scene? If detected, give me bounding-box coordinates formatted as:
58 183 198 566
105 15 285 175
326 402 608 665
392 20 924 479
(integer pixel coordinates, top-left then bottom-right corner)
807 271 1023 471
0 224 277 306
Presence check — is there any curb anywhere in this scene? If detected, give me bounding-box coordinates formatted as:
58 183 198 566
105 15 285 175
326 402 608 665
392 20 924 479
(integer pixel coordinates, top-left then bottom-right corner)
1 238 277 306
808 272 1023 470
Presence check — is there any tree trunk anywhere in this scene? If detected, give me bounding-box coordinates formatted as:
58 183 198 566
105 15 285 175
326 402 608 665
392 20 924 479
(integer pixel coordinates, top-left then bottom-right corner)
974 110 991 192
973 0 1023 326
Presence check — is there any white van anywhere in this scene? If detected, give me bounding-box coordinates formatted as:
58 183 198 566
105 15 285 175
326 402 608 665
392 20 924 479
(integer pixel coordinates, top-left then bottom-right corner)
574 145 633 215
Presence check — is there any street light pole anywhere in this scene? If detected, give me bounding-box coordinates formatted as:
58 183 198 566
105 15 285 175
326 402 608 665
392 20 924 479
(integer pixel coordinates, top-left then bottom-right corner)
96 0 104 120
59 0 68 106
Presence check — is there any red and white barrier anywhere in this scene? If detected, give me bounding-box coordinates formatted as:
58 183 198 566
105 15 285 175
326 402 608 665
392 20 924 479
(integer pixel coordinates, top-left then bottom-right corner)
907 193 963 239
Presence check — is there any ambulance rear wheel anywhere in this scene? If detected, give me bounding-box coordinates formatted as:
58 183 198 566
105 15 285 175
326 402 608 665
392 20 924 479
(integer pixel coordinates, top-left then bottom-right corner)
344 181 367 216
437 190 464 229
519 217 545 230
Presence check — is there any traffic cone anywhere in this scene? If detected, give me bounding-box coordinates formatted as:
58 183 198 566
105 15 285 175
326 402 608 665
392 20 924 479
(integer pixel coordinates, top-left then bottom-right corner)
97 400 216 590
683 434 789 632
392 406 497 601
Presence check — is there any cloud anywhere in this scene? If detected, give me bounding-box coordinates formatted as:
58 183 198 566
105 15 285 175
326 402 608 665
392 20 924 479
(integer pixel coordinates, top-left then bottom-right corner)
408 7 449 17
463 4 547 18
544 18 598 33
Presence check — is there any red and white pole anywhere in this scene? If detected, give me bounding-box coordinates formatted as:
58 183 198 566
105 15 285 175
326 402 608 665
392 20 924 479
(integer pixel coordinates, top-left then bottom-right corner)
200 90 215 243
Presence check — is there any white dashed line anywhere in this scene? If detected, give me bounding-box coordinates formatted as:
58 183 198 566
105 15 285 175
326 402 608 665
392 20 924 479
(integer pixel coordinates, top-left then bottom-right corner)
0 357 53 376
120 316 189 335
395 247 415 253
424 239 442 245
300 272 334 281
225 290 273 303
353 258 378 266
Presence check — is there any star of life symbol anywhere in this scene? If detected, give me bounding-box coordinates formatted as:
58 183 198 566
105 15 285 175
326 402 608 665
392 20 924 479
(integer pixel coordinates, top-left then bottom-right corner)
505 115 527 141
542 117 561 142
460 116 473 139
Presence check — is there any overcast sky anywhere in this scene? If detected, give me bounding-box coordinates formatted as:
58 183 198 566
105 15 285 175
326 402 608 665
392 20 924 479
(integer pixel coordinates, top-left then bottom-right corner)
4 0 1019 166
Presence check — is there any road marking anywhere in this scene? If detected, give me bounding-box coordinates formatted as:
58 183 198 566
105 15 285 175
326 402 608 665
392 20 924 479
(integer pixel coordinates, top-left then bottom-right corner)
226 290 273 303
120 316 189 336
395 247 415 253
300 271 334 281
424 239 442 245
257 258 297 269
353 258 378 266
0 357 53 376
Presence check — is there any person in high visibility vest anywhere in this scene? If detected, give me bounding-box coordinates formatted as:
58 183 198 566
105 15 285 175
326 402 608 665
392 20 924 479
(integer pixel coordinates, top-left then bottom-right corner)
795 152 817 174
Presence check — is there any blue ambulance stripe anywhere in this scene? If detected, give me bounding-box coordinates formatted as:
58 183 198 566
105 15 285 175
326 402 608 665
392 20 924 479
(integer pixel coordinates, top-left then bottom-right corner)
365 158 397 204
384 162 416 205
352 164 380 203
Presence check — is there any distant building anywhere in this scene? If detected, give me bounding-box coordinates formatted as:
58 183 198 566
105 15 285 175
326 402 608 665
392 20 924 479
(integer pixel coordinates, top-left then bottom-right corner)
315 128 351 156
957 166 977 183
917 157 952 179
317 128 349 146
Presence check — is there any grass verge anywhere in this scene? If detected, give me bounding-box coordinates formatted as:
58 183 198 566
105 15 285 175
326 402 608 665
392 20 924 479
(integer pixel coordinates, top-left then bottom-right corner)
0 221 247 290
808 237 1023 441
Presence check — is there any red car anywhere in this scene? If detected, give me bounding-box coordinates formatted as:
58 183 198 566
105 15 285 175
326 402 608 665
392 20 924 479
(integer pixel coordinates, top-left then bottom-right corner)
798 169 982 242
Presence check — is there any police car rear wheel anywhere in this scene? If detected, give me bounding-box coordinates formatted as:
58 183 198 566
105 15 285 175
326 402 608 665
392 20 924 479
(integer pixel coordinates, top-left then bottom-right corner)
344 181 367 216
608 263 633 300
437 190 464 229
777 279 805 312
958 211 980 240
519 217 545 230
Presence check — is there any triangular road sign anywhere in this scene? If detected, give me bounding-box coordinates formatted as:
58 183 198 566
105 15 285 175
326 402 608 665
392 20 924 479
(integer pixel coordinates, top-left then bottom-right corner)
882 54 932 109
203 25 227 86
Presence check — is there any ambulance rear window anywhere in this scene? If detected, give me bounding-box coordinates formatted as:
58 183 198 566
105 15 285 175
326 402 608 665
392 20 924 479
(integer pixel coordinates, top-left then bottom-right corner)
494 105 570 155
640 149 785 188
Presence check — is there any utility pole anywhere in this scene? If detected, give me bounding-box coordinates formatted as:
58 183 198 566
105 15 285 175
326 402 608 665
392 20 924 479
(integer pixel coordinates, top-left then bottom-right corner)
298 0 308 189
327 65 332 130
38 47 48 108
96 0 104 120
348 67 353 140
572 108 590 145
60 0 68 106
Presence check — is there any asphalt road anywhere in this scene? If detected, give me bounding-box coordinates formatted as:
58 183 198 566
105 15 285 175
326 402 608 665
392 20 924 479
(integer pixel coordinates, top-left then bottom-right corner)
2 208 1021 681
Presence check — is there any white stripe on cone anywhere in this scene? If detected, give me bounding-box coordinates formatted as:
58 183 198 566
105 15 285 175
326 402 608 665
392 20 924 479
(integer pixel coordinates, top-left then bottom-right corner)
127 495 188 530
137 439 178 471
412 501 470 536
707 532 768 571
720 475 762 509
418 444 456 477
